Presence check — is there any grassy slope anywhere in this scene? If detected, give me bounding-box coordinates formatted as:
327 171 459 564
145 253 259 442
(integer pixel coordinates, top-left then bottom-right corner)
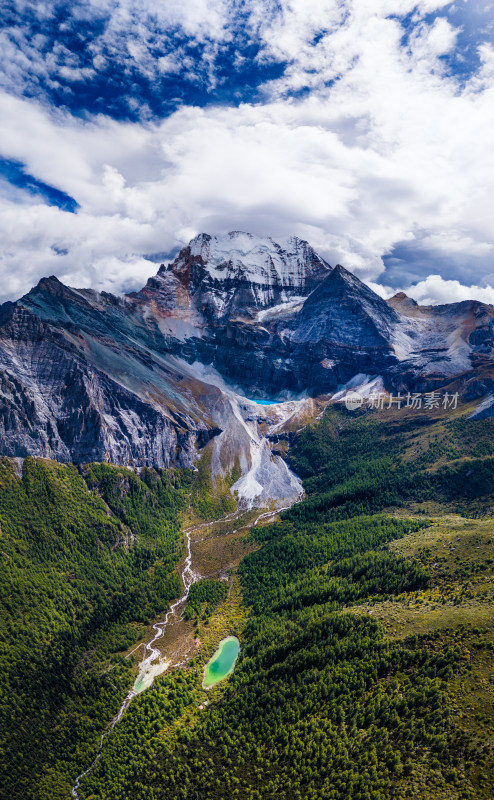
0 458 192 800
347 513 494 797
291 405 494 799
189 445 239 520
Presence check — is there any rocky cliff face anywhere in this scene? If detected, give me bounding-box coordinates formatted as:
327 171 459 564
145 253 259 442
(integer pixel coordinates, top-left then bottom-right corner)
136 235 494 397
0 290 219 468
136 231 331 323
1 230 493 506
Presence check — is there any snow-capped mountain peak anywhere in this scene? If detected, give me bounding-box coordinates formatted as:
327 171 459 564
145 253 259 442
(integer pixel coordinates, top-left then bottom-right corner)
186 231 331 289
138 231 332 322
1 230 494 491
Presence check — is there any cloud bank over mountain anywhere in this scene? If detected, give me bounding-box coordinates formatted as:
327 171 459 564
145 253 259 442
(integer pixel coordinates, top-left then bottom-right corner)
0 0 493 304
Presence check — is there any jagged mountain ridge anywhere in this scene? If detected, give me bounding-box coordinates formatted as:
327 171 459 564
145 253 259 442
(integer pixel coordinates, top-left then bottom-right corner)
137 236 494 397
291 264 400 345
0 230 493 507
135 231 331 323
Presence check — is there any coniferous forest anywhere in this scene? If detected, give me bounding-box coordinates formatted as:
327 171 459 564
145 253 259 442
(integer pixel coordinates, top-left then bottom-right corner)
0 459 191 799
1 408 493 799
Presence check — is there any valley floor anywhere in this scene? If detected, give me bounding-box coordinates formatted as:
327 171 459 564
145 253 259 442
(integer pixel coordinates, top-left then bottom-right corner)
78 507 494 800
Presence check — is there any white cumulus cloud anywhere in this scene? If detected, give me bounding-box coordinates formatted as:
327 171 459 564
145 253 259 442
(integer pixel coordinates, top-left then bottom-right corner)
0 0 493 304
402 275 494 306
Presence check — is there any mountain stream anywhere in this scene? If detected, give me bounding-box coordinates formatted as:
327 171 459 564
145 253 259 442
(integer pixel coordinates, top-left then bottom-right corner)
71 505 291 798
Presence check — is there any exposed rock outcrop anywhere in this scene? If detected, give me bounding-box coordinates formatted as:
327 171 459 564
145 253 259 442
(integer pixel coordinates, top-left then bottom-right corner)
135 231 331 322
1 230 493 506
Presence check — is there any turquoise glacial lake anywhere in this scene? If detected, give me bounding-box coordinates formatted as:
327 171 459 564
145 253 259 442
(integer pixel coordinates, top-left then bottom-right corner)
203 636 240 689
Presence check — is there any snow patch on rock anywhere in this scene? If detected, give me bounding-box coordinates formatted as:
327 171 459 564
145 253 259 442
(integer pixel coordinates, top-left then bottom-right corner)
188 231 330 288
256 297 306 322
331 374 385 403
468 394 494 419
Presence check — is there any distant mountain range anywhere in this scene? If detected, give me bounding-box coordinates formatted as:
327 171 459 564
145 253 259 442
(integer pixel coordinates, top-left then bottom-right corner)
1 231 493 506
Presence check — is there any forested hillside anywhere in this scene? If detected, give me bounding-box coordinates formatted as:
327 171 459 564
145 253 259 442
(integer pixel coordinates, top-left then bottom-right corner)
1 406 493 800
0 458 192 799
77 406 494 800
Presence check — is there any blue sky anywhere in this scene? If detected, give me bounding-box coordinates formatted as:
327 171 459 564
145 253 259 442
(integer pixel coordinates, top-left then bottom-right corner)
0 0 493 304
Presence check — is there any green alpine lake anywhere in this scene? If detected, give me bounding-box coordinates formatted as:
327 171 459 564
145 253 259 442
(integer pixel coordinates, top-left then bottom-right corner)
203 636 240 689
